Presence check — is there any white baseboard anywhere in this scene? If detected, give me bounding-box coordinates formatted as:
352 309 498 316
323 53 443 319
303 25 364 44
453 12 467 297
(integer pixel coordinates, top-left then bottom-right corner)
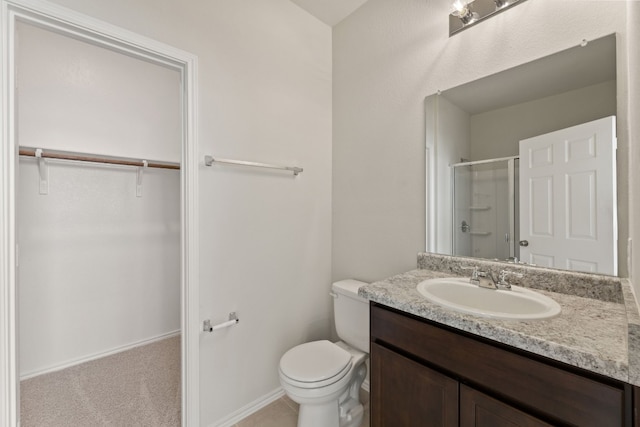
211 387 285 427
212 381 370 427
20 330 181 380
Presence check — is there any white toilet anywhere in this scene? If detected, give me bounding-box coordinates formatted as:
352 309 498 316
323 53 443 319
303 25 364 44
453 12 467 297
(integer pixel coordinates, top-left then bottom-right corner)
278 279 369 427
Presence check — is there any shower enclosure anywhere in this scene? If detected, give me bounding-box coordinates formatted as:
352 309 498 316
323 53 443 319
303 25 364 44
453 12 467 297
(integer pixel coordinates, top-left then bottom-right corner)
451 156 519 261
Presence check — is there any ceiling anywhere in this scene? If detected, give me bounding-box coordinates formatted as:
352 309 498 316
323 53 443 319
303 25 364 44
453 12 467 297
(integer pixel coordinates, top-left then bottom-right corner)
289 0 369 26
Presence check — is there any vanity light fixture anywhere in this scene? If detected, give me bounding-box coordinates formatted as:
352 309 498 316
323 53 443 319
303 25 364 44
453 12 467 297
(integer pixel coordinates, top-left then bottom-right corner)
449 0 527 36
451 0 478 25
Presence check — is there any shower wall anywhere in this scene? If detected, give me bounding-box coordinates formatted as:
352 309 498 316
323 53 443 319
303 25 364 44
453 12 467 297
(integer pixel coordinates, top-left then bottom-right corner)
468 163 511 260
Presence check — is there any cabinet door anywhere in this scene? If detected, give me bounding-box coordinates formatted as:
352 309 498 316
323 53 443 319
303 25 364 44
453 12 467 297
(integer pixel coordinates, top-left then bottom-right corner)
460 384 552 427
371 342 458 427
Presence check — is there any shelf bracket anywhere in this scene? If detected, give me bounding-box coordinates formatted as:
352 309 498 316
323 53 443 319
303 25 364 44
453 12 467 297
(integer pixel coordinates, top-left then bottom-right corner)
136 160 147 198
35 148 49 195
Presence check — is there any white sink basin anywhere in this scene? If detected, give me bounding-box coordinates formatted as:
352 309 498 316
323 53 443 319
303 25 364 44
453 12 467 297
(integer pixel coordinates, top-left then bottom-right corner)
416 277 561 320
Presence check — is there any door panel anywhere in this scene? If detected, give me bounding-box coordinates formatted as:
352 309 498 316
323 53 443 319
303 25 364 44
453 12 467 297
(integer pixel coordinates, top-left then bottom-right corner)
519 116 616 275
566 171 596 239
529 176 553 236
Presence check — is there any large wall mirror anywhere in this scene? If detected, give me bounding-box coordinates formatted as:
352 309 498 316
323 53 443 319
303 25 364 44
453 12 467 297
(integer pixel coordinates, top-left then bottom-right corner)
425 33 628 277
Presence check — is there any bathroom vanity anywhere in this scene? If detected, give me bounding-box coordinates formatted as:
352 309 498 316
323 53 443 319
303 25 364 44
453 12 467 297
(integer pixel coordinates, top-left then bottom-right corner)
361 254 640 427
370 304 630 426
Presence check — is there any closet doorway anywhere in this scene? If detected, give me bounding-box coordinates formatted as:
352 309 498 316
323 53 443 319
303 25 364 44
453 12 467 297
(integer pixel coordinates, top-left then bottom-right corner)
0 2 199 425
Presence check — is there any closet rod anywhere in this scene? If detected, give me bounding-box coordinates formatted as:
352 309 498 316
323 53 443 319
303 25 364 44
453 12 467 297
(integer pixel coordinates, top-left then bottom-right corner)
19 147 180 170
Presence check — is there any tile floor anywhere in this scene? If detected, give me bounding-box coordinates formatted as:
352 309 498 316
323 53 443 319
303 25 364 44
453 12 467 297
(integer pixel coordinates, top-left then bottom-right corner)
235 389 370 427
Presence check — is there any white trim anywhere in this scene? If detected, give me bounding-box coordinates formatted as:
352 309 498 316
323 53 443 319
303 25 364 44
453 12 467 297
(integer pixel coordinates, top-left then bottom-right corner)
425 95 438 253
0 2 19 425
6 0 187 69
20 330 181 380
211 388 286 427
209 383 372 427
0 1 199 425
181 28 200 427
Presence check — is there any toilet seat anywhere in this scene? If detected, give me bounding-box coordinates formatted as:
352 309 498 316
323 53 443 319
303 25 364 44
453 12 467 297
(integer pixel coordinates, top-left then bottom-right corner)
279 340 353 389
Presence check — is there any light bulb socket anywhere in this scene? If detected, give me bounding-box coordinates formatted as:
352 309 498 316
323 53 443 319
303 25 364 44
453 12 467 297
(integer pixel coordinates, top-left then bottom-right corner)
452 2 477 25
450 0 528 37
458 9 478 24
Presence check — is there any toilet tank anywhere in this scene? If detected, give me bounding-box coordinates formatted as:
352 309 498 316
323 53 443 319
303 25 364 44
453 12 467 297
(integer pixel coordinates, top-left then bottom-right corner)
332 279 369 353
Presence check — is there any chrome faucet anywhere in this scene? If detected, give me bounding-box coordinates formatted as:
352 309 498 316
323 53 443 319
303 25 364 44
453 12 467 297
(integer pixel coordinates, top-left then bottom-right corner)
461 266 523 290
495 270 524 290
461 266 498 289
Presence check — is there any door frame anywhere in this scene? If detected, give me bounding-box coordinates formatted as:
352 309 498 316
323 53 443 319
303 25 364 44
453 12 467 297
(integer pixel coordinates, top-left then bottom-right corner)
0 0 200 425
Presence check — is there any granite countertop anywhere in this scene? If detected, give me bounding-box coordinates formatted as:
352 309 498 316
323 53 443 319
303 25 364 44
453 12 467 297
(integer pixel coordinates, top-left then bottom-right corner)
359 254 639 385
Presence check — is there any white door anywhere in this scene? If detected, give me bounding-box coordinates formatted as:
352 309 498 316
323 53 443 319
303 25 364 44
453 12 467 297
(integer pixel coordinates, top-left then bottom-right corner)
519 116 617 275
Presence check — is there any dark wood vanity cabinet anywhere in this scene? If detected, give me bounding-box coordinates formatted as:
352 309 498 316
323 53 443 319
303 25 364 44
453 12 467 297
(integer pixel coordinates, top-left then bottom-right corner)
370 303 633 427
371 342 458 426
458 385 551 427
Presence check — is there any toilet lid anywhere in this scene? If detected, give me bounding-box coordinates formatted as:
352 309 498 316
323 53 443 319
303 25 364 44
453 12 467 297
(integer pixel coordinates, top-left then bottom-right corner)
280 340 352 383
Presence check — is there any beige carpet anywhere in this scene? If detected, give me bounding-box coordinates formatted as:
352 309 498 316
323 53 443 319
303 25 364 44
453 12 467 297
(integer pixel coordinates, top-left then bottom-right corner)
20 335 181 427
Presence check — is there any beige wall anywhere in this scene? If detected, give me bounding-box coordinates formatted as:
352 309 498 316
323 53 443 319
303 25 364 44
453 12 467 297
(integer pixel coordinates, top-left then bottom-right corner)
36 0 332 425
333 0 632 283
16 22 182 162
469 81 616 160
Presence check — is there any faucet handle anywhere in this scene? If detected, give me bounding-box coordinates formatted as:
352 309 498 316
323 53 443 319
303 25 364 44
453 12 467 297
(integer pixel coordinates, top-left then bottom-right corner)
460 265 479 279
497 270 524 289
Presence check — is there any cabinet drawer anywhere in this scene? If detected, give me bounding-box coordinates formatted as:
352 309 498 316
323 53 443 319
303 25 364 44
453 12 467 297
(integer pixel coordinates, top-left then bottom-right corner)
371 304 625 426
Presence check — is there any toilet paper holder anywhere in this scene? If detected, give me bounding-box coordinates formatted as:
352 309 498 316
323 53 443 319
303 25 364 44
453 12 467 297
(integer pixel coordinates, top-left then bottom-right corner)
203 312 239 333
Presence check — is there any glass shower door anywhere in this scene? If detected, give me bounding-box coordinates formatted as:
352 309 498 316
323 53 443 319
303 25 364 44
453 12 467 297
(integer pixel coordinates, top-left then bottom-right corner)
452 158 518 261
452 164 473 257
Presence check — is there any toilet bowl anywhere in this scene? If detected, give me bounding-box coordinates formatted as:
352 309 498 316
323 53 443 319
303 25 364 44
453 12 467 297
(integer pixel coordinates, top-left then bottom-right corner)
278 280 369 427
279 340 367 427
